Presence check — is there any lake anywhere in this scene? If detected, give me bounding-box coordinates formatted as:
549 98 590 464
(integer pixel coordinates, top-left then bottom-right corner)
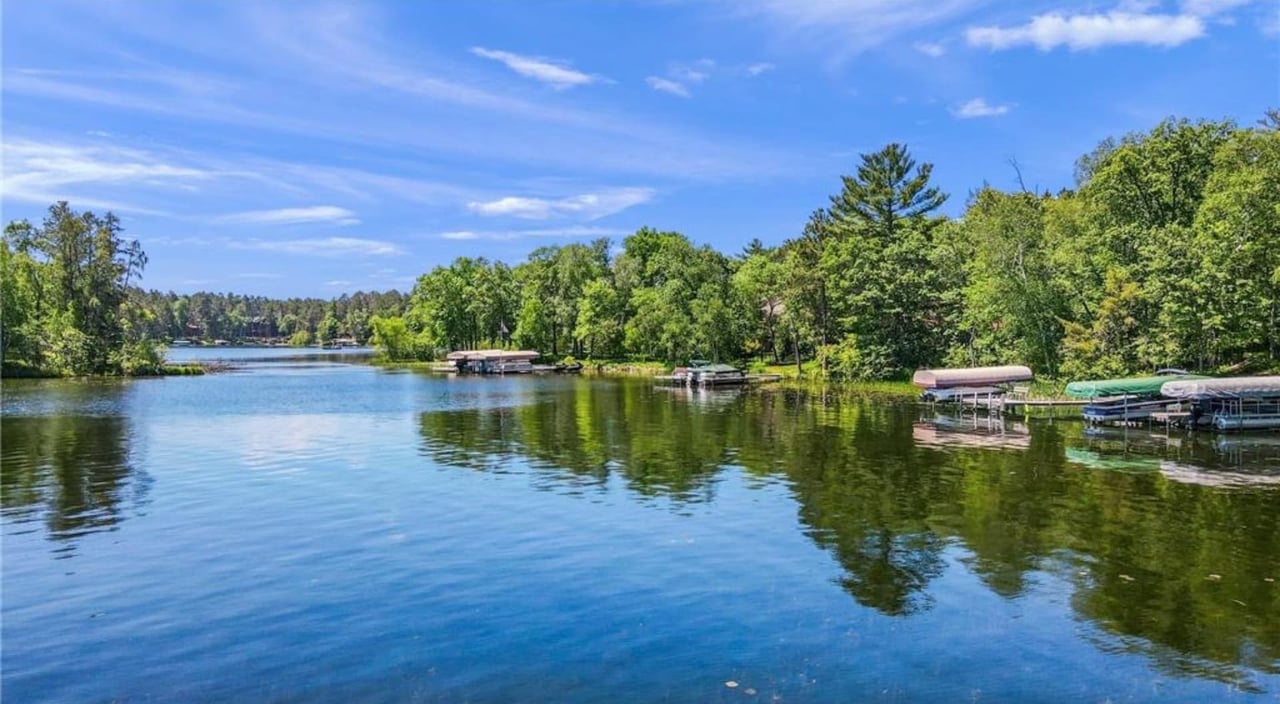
3 354 1278 703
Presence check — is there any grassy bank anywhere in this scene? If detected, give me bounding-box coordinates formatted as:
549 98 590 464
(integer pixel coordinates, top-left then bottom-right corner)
582 360 669 376
1 362 207 378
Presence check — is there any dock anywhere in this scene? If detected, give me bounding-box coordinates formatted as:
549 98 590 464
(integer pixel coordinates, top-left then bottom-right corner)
954 395 1090 418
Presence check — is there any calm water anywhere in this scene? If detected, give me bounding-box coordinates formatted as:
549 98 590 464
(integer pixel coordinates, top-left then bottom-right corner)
3 358 1278 703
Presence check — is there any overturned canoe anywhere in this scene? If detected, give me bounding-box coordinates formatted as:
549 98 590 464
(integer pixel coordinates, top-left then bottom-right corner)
1066 375 1207 399
912 365 1034 390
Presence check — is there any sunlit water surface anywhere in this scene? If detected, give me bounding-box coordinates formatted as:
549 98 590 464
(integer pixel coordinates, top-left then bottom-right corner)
3 357 1278 703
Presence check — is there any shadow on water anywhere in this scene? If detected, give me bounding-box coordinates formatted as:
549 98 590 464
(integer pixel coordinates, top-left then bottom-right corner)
419 379 1280 691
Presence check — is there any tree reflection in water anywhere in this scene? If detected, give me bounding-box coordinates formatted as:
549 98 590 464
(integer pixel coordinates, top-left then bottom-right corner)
1 414 148 552
419 380 1280 688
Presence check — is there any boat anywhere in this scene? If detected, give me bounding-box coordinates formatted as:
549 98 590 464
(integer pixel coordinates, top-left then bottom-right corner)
911 365 1034 402
655 361 747 387
1065 373 1206 424
1160 376 1280 431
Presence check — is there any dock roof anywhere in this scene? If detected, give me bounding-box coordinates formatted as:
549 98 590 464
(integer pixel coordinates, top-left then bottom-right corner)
446 349 539 361
912 365 1034 389
1065 375 1208 399
1159 376 1280 400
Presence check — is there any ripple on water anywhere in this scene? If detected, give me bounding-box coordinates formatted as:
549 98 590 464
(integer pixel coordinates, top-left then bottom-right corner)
3 372 1279 703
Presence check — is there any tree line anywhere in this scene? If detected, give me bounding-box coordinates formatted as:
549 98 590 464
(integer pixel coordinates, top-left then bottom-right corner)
127 289 407 346
4 111 1275 378
376 112 1279 380
1 203 407 375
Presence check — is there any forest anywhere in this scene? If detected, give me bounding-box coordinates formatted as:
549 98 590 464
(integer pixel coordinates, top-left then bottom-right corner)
0 205 405 375
2 112 1277 379
375 113 1279 380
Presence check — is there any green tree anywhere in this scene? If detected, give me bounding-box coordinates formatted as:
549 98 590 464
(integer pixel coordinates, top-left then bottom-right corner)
952 189 1069 374
2 202 153 375
369 315 424 360
732 248 787 363
1191 126 1280 364
575 278 624 358
820 144 952 379
317 311 340 344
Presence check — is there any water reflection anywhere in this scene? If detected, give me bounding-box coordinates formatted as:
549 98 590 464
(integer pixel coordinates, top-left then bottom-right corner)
1 413 147 551
419 381 1280 687
419 382 736 501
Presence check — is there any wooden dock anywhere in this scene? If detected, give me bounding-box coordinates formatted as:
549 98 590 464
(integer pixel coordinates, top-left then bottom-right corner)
952 395 1090 419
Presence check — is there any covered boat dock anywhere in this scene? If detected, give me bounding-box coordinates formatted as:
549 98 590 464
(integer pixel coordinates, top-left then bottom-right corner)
912 365 1035 404
1160 376 1280 431
1065 374 1207 425
445 349 540 375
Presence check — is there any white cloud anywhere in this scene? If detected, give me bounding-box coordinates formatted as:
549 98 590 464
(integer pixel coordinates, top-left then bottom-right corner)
436 226 626 241
967 11 1205 51
646 76 691 97
670 59 715 84
325 279 354 287
217 205 359 226
952 98 1012 118
746 62 775 76
914 41 946 57
232 237 403 257
0 139 210 213
1181 0 1254 16
647 59 716 97
467 187 654 220
1263 7 1280 35
5 5 792 182
469 47 603 89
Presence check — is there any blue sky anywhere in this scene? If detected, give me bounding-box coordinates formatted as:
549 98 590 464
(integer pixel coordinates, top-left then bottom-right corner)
3 0 1276 297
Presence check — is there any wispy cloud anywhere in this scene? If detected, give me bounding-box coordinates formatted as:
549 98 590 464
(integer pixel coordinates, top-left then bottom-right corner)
671 59 714 84
1181 0 1256 16
745 62 775 76
914 41 946 57
967 11 1206 51
1262 6 1280 35
0 138 211 213
0 135 485 224
467 187 654 220
646 76 691 97
217 206 360 226
469 47 605 89
436 226 627 241
232 237 403 257
720 0 989 58
4 5 791 182
952 98 1012 118
325 279 354 287
647 59 715 97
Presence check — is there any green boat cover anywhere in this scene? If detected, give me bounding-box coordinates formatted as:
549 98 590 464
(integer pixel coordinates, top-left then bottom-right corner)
1065 375 1207 399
